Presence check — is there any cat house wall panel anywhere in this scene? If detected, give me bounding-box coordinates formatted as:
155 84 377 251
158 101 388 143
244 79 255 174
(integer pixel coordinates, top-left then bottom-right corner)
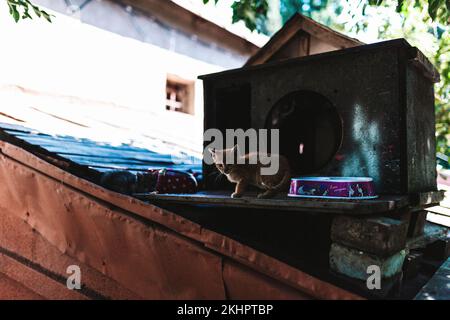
200 39 439 195
405 64 437 193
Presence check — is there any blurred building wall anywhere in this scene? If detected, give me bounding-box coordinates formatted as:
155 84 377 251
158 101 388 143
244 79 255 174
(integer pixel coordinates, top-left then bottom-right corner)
0 0 262 152
33 0 251 68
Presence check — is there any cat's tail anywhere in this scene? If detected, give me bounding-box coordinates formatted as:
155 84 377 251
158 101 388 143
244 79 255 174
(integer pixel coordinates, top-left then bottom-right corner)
273 170 292 192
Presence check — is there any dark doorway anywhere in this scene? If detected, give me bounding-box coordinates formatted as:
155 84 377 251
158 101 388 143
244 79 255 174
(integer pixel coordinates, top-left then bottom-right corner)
266 90 343 175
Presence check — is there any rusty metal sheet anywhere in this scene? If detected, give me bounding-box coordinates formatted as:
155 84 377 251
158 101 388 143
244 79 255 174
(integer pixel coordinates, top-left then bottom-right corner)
0 208 142 299
222 260 312 300
0 252 87 300
201 229 361 300
0 141 362 299
0 149 226 299
0 271 44 300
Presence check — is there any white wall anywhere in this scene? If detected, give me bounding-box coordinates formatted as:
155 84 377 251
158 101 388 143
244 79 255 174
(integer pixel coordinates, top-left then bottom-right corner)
0 2 230 154
33 0 252 68
0 2 222 113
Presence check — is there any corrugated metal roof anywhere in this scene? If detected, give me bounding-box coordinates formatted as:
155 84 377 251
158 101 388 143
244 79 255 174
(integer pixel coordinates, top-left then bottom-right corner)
0 85 202 175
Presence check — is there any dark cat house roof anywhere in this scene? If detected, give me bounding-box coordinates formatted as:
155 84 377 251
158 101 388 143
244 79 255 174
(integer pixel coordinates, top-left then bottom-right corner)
245 13 363 66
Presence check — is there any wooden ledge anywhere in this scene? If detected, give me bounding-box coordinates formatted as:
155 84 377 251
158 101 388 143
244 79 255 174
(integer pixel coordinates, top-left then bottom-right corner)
137 190 445 215
136 191 412 215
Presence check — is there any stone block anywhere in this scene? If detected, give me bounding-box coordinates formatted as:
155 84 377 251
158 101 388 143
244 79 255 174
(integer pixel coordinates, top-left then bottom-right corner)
329 243 407 281
331 216 408 256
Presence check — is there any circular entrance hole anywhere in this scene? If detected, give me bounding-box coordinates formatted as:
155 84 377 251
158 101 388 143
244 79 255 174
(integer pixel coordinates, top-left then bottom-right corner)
265 90 343 175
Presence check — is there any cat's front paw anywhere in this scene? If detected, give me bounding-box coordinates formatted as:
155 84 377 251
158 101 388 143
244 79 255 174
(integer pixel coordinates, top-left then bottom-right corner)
231 192 242 198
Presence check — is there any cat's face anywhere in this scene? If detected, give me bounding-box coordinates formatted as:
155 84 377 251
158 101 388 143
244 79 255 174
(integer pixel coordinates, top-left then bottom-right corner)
209 147 237 175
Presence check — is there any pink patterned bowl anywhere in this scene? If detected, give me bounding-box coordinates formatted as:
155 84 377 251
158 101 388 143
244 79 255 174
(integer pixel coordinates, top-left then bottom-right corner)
288 177 377 199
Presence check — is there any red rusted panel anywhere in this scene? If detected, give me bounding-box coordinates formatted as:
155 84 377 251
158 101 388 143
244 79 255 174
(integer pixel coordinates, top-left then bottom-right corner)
0 272 44 300
0 152 226 299
0 210 142 299
0 253 86 300
223 260 312 300
0 141 362 300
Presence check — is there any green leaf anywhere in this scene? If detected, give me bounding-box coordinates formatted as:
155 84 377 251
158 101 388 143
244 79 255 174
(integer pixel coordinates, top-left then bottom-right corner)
32 5 41 18
42 11 52 22
428 0 442 20
6 0 53 23
368 0 384 5
11 5 20 22
7 1 15 15
396 0 404 12
202 0 220 5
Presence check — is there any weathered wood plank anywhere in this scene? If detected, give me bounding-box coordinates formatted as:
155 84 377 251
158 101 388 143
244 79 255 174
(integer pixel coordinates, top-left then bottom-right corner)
427 212 450 228
245 13 361 66
137 191 410 214
427 205 450 217
409 190 445 208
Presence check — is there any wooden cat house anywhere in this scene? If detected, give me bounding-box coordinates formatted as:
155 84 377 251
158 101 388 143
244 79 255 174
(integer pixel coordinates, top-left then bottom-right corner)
200 39 440 196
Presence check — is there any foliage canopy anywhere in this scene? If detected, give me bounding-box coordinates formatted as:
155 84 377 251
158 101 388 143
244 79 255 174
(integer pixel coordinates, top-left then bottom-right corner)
203 0 449 32
6 0 53 22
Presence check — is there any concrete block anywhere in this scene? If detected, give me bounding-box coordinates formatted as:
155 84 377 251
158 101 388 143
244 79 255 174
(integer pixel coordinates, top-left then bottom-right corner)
329 243 407 281
331 215 408 256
